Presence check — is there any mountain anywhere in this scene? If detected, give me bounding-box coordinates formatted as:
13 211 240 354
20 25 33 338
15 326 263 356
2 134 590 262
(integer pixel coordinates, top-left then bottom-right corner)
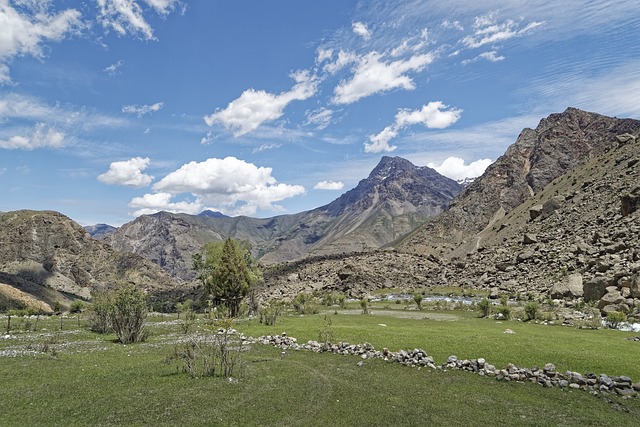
398 107 640 258
260 119 640 316
84 223 117 239
0 210 179 312
105 157 462 280
198 210 229 219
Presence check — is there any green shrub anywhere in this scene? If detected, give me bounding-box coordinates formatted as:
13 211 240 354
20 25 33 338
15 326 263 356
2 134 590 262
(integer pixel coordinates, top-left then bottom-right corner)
318 315 335 344
69 300 85 314
259 302 283 326
605 311 627 329
413 293 423 310
496 305 511 320
360 298 370 315
524 302 539 321
110 285 148 344
88 291 114 334
476 298 491 318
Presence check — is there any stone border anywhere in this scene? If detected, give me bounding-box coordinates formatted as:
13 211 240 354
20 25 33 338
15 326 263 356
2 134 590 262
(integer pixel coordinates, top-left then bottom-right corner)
256 333 639 398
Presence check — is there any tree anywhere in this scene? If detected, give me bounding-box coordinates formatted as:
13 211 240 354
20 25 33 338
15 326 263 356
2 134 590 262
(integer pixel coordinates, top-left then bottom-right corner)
193 238 262 318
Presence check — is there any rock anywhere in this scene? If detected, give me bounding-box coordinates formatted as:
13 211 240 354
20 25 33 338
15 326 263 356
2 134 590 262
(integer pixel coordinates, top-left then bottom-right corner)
550 273 584 299
523 233 538 244
621 187 640 216
629 274 640 299
616 133 637 144
530 205 543 220
598 290 625 310
583 276 615 302
517 250 536 263
540 196 563 220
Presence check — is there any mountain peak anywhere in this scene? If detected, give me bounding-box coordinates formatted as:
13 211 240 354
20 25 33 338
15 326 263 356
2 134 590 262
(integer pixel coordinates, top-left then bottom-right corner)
198 210 228 219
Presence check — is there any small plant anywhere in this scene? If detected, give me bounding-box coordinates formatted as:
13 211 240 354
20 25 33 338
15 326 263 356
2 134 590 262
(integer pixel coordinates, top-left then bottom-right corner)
360 298 370 315
259 302 282 326
318 315 335 344
605 311 627 329
524 301 539 321
88 290 114 334
496 305 511 320
413 293 423 310
477 298 491 318
69 300 85 314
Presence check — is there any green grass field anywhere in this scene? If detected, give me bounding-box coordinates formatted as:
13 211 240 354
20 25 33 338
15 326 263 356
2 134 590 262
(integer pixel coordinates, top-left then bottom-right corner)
1 309 639 426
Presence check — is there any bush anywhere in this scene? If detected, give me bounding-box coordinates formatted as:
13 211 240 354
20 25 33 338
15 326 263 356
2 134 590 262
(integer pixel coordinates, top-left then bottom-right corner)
413 293 423 310
259 302 283 326
360 298 370 315
476 298 491 318
111 285 148 344
524 302 539 321
292 293 318 315
605 311 627 329
496 305 511 320
318 315 335 344
69 300 85 314
88 291 114 334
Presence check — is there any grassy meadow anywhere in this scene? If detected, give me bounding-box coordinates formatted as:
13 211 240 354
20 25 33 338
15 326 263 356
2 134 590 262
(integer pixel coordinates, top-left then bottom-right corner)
1 306 639 426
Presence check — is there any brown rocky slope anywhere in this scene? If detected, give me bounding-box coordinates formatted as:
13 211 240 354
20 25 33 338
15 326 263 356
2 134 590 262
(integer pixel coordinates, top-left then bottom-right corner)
0 210 179 312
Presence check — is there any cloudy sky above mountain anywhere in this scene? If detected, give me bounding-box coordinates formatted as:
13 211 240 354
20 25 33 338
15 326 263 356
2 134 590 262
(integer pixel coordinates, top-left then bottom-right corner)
1 0 639 225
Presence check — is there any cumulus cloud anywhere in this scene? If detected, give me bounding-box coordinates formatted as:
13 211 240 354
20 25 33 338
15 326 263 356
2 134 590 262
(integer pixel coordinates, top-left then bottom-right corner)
97 0 182 40
204 70 318 136
366 101 462 153
98 157 154 187
332 51 434 104
462 13 543 49
314 180 344 190
304 107 334 130
352 21 371 40
131 157 306 216
427 157 493 181
0 1 82 84
122 102 164 117
0 123 65 150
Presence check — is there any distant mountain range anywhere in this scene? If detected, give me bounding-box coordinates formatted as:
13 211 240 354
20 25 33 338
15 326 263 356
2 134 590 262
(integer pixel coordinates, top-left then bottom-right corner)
100 156 462 281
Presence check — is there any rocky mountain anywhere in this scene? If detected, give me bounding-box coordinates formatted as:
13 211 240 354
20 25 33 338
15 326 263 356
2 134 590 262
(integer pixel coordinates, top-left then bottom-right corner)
84 223 117 239
398 107 640 258
260 128 640 319
105 156 462 280
0 210 179 312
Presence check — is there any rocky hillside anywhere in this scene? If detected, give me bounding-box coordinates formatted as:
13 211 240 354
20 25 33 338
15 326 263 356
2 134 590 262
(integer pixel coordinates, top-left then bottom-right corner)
84 223 117 239
0 210 179 312
105 157 461 280
398 108 640 258
260 129 640 318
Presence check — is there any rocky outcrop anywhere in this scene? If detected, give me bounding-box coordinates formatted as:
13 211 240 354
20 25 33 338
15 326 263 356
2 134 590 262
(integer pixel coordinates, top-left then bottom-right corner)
0 210 178 310
398 108 640 258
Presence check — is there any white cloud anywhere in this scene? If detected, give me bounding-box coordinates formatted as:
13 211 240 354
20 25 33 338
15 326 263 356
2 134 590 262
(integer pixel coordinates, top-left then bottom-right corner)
366 101 462 153
0 123 65 150
134 157 306 216
97 0 182 40
0 1 82 84
304 107 334 130
442 20 464 31
427 157 493 181
478 50 505 62
314 180 344 190
129 192 203 216
252 143 281 153
98 157 154 187
104 60 124 75
200 131 214 145
332 51 434 104
122 102 164 117
204 70 318 136
352 21 371 40
461 13 543 49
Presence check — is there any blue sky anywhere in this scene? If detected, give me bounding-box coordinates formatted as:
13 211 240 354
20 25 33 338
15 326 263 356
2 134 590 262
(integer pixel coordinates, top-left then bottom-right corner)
1 1 639 226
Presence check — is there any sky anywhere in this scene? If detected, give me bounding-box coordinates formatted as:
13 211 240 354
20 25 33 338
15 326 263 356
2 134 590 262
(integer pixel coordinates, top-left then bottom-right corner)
1 1 639 226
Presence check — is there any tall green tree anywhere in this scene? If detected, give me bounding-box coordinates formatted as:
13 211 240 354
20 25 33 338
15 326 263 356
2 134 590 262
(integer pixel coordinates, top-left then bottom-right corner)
193 238 262 317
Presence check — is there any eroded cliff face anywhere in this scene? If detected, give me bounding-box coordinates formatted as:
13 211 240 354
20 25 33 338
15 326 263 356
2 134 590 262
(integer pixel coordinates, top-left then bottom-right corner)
398 108 640 258
0 210 177 311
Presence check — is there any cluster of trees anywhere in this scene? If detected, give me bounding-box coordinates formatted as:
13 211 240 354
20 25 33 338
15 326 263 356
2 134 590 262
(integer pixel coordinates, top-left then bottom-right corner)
192 238 262 317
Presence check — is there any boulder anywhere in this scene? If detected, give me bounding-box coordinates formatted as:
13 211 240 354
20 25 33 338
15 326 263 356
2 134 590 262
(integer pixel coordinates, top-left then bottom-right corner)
550 273 583 299
583 276 615 302
529 205 543 220
523 233 538 244
598 290 625 309
630 274 640 299
620 187 640 217
540 196 563 220
517 250 536 263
